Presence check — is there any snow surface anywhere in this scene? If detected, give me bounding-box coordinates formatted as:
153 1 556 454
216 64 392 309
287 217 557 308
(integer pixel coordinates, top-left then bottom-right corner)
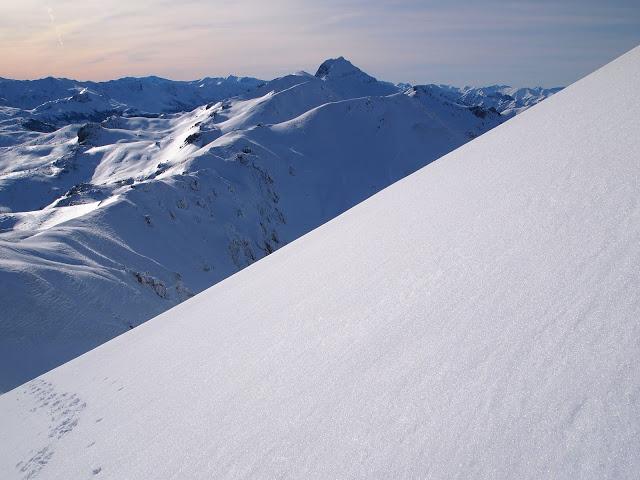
1 47 638 479
0 59 506 392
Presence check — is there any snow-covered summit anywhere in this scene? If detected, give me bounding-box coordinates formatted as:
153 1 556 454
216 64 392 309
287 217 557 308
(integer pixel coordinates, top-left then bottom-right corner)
314 56 399 97
0 46 638 479
31 88 127 124
315 56 366 79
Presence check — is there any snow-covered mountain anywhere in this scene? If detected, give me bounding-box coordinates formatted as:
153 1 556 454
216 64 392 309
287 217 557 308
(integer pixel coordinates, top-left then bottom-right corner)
0 61 557 126
0 75 264 147
0 75 263 112
1 46 637 479
416 83 563 116
314 56 399 97
460 85 563 116
0 58 549 392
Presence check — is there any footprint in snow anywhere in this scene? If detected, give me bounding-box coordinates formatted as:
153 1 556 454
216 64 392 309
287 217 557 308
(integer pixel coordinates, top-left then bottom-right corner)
15 379 86 480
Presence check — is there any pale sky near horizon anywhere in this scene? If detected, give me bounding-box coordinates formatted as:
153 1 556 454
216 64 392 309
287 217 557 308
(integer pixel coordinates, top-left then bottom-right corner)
1 0 638 87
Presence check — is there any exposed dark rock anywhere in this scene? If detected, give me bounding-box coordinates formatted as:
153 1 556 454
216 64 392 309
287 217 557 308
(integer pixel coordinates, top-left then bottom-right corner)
77 123 102 145
468 105 501 119
184 132 201 145
21 119 56 133
132 271 167 298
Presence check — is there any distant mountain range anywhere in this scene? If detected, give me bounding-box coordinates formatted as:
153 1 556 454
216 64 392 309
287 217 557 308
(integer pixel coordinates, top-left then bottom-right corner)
0 57 560 391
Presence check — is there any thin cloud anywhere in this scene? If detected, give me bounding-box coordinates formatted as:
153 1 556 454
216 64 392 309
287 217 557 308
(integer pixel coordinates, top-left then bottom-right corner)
46 5 64 47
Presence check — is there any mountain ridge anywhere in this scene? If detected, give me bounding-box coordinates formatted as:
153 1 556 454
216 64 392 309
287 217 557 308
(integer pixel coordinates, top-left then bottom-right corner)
0 57 555 391
0 57 560 117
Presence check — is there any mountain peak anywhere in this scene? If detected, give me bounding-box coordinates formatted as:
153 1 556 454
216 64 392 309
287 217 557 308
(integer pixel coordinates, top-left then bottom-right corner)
313 57 399 97
314 56 363 79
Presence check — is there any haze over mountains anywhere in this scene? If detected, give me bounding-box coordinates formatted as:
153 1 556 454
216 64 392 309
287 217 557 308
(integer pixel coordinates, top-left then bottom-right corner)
0 57 559 392
1 46 638 480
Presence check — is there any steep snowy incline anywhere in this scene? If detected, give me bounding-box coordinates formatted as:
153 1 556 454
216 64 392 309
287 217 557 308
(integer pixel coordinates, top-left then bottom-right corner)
1 47 639 479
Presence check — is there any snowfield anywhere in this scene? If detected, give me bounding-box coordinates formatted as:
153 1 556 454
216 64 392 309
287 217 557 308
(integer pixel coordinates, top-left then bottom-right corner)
0 46 638 479
0 58 512 392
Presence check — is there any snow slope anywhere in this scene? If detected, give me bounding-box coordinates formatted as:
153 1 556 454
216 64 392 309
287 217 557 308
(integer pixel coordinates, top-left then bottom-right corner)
0 59 503 392
1 47 638 479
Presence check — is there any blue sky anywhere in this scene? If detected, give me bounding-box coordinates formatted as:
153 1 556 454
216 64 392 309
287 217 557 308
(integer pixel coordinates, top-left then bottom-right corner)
1 0 638 86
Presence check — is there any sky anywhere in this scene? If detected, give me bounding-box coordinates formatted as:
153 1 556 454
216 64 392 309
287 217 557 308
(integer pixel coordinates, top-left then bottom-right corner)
1 0 638 87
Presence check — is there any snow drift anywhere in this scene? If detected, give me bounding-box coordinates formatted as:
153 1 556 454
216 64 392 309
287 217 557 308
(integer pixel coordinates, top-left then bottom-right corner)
0 46 638 479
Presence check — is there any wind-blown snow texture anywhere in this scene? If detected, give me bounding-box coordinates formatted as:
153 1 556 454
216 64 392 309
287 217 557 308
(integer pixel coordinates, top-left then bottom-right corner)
1 46 637 479
0 59 553 392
